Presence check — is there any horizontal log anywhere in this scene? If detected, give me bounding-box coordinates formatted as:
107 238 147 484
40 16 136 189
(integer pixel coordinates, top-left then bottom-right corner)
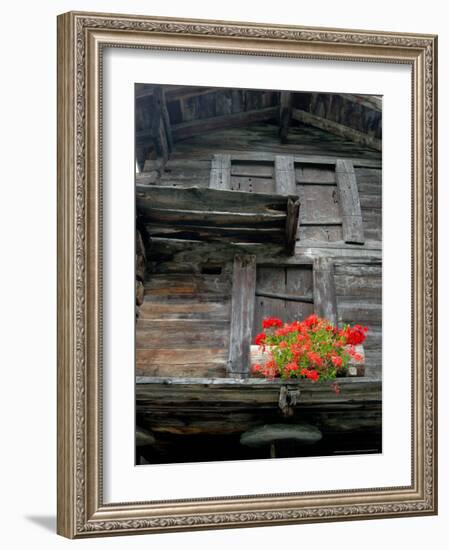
144 223 286 244
141 208 286 228
136 319 230 349
144 273 231 293
137 348 227 366
136 361 227 378
136 185 293 215
136 377 381 407
139 300 230 320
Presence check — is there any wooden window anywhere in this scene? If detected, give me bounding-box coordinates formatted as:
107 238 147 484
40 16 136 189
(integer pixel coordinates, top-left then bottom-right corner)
228 257 339 377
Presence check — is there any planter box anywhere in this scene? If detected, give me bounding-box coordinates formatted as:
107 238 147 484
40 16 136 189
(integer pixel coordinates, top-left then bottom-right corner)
250 344 365 377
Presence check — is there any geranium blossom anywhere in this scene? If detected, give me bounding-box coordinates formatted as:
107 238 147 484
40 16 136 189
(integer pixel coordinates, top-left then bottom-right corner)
262 317 283 329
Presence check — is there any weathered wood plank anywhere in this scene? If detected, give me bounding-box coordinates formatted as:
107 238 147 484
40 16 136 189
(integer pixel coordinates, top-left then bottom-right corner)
172 107 278 140
139 300 230 320
209 154 231 189
334 273 382 298
292 108 382 151
285 197 300 255
279 91 292 143
275 155 296 195
144 223 286 244
136 185 291 214
136 319 229 349
335 159 365 244
231 163 273 178
147 236 382 274
298 225 343 243
141 208 285 228
136 377 382 407
144 274 231 295
296 184 340 225
313 257 338 326
295 166 336 184
228 255 257 377
136 171 159 185
160 88 173 152
227 152 381 168
136 363 228 378
230 176 275 194
255 291 313 303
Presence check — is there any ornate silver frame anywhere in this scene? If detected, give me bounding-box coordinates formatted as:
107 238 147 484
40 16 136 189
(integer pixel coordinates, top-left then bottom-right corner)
57 11 438 538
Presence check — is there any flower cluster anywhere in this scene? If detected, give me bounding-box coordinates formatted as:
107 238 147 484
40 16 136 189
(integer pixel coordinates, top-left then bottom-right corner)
251 315 367 383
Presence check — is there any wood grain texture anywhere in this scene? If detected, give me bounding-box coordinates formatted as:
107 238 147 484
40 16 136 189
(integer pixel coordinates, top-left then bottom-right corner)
275 155 296 195
313 257 338 326
209 153 231 189
228 255 257 377
335 159 365 244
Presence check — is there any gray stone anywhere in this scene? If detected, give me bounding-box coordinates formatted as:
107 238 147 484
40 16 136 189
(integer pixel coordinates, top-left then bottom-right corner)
240 423 322 447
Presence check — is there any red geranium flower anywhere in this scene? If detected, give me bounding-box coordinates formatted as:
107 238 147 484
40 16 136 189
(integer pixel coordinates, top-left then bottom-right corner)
343 324 368 345
262 317 283 329
254 332 266 346
303 314 319 328
331 355 343 367
306 369 319 382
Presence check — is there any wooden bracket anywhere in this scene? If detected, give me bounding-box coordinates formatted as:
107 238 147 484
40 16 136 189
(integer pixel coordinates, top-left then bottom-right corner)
285 197 300 255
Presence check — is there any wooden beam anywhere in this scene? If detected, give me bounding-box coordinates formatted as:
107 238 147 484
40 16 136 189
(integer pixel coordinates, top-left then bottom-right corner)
275 155 296 195
335 159 365 244
292 108 382 151
209 154 231 189
136 184 295 214
228 255 257 378
285 197 300 255
279 92 292 143
172 107 278 140
313 257 338 326
160 88 173 152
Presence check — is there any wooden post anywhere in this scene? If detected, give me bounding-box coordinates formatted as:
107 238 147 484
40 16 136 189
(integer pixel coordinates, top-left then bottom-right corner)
275 155 296 195
335 159 365 244
279 92 292 143
313 257 338 326
209 154 231 189
228 255 257 378
285 197 300 255
160 88 173 152
150 87 170 164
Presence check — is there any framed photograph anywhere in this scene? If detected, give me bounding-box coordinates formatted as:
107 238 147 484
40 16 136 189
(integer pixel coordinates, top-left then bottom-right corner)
57 11 437 538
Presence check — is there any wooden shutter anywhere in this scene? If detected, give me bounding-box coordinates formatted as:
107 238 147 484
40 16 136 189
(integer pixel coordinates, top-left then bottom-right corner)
252 265 314 336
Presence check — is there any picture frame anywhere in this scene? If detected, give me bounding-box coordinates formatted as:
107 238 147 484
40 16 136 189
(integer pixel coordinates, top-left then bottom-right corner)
57 11 437 538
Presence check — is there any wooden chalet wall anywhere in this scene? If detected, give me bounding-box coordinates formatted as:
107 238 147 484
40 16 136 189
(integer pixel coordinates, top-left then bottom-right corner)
135 85 382 381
